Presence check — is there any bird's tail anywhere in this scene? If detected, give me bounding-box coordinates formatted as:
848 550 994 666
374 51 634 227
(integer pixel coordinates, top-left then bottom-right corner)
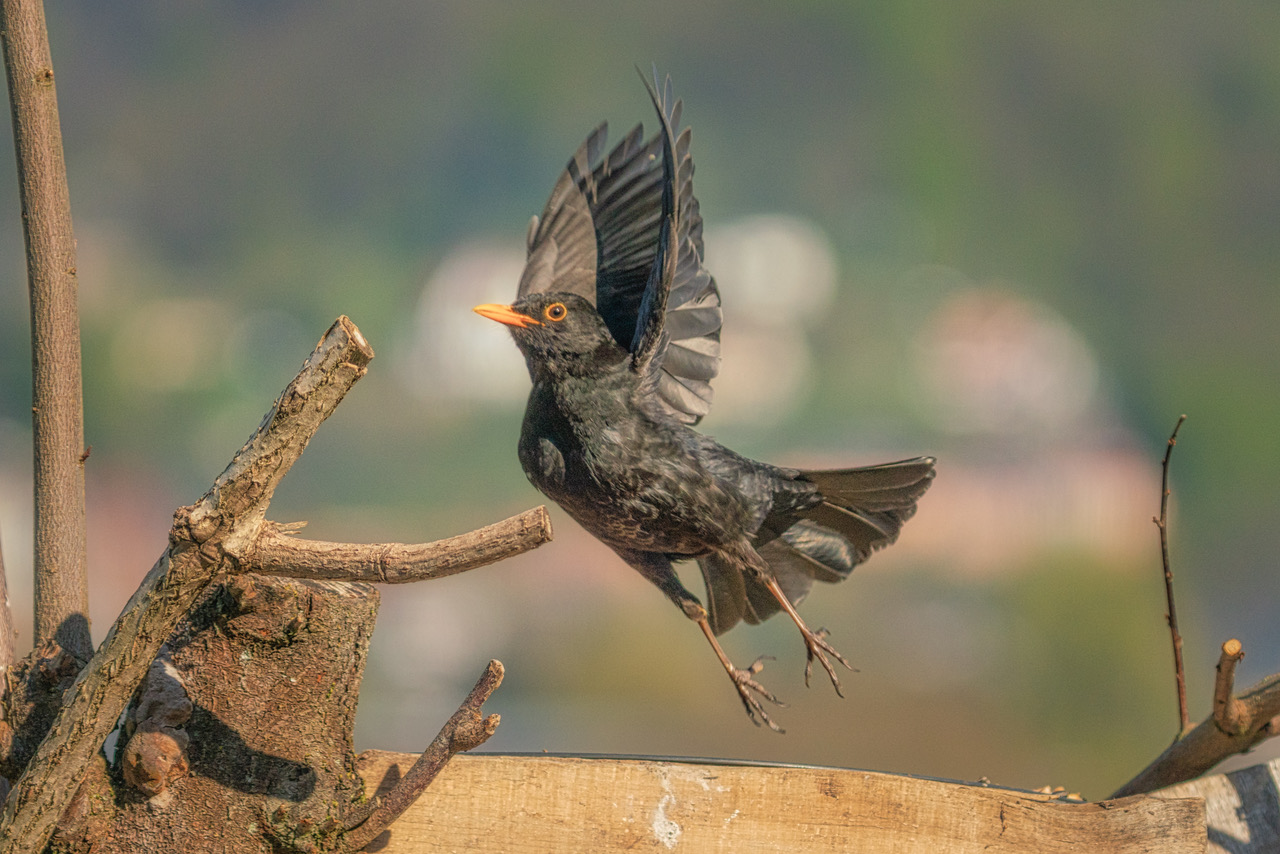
698 456 936 635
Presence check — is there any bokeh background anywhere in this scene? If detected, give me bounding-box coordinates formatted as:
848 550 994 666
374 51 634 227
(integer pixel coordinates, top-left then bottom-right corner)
1 3 1278 800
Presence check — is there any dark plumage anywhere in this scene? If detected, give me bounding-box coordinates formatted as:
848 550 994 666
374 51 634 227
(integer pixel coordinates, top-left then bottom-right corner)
475 72 935 731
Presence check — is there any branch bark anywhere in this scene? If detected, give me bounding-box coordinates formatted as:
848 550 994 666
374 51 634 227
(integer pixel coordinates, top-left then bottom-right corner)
0 525 12 801
1155 414 1188 735
0 524 14 673
340 659 505 853
1111 640 1280 798
249 508 552 583
1 0 91 659
1213 638 1247 735
0 317 373 854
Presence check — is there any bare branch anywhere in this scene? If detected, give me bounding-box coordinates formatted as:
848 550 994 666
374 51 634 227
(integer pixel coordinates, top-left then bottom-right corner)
0 525 12 799
249 507 553 582
1 0 90 659
1154 414 1188 735
1112 649 1280 797
1213 638 1247 735
339 660 505 853
0 317 373 854
0 524 14 673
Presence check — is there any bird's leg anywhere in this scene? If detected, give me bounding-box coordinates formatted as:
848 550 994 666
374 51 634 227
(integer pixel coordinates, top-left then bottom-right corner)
760 575 854 696
610 546 785 731
695 617 786 733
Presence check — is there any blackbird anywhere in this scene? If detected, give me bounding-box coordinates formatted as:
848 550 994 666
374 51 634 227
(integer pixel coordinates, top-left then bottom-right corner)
475 72 935 731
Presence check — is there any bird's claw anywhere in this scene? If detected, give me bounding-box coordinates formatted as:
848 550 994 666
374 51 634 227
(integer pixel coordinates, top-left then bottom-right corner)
731 655 787 733
802 627 856 696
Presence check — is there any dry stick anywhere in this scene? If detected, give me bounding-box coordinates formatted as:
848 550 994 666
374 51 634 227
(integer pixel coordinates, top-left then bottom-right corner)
0 318 373 854
1155 414 1189 735
1 0 91 659
1214 639 1247 735
1111 420 1280 796
0 316 553 854
249 508 553 582
0 525 13 673
339 660 506 853
0 526 12 803
1112 664 1280 797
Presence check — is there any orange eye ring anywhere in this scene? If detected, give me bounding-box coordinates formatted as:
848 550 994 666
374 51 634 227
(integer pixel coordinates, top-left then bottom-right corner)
544 302 568 322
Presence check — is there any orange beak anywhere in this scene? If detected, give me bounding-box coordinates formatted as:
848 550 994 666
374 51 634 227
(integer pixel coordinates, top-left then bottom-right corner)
473 303 542 328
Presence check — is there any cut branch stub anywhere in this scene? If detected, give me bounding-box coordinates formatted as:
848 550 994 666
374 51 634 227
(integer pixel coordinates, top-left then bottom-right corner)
0 316 373 854
341 660 505 853
1214 638 1247 736
249 507 553 583
1112 640 1280 798
0 314 554 854
196 317 374 558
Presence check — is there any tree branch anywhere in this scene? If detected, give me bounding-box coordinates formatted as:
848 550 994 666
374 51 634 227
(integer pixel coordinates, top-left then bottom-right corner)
1 0 90 659
1214 638 1247 735
1154 414 1188 735
339 659 505 853
248 507 552 583
0 524 14 673
0 525 12 802
1111 641 1280 797
0 316 373 854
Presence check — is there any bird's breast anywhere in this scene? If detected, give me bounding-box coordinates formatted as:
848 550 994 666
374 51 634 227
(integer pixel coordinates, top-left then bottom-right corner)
517 380 756 555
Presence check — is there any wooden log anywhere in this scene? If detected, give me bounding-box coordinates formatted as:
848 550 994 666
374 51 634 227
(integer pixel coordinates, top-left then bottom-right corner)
57 576 380 852
1155 755 1280 853
357 752 1205 853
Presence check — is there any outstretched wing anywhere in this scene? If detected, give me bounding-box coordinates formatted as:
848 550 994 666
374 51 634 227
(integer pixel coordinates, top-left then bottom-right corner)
630 70 722 423
517 121 656 310
517 71 722 423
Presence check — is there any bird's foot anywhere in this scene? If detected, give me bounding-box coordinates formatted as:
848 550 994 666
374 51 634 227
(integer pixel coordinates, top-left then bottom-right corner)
802 627 856 696
730 655 786 733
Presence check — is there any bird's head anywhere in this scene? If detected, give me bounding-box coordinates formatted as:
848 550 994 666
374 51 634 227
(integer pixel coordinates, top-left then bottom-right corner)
474 293 626 378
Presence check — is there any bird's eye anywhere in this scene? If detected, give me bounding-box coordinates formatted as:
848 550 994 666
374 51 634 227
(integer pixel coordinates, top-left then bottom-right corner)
544 302 568 322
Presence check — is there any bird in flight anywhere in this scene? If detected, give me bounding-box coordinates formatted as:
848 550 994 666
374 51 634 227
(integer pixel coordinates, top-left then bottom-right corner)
475 71 934 731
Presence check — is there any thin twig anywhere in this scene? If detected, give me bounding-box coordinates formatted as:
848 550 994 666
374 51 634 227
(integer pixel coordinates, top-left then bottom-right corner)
2 0 91 660
248 507 553 582
1213 639 1247 735
339 660 505 852
1154 414 1188 735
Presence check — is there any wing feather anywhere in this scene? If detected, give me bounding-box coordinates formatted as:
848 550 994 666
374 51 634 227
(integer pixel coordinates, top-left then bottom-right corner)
517 72 722 422
630 70 722 422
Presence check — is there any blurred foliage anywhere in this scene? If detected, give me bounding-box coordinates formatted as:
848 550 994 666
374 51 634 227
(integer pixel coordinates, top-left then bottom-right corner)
1 1 1278 798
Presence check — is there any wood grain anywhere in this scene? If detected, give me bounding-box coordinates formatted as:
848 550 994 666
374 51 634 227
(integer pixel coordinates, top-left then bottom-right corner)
358 752 1205 853
1156 755 1280 853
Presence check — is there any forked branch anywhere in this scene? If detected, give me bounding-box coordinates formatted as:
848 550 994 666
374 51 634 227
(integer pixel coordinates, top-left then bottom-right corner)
0 316 373 854
339 660 506 852
1113 639 1280 797
0 317 551 854
1111 416 1280 796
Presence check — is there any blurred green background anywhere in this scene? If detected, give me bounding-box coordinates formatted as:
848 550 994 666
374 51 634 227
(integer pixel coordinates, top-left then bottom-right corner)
2 2 1278 800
